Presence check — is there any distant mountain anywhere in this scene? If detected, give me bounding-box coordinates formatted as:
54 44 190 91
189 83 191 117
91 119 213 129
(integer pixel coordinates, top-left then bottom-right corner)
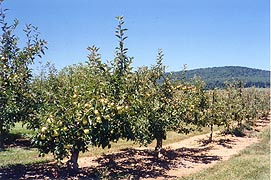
170 66 270 89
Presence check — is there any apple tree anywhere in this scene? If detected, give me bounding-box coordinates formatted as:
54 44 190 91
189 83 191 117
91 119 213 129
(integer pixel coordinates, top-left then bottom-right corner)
31 16 137 170
129 51 207 156
0 5 46 149
201 89 227 142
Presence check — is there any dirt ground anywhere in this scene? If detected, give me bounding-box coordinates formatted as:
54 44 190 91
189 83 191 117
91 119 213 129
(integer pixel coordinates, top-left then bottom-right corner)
0 116 269 180
76 116 270 180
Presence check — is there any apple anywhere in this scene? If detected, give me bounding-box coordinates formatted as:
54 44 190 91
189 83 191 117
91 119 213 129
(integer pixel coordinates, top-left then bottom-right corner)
82 119 88 125
57 121 63 127
94 109 99 115
63 126 68 131
104 99 108 105
124 105 129 110
40 134 46 140
109 102 114 107
84 103 91 109
72 94 77 98
41 127 47 133
116 106 122 111
83 129 89 134
46 118 53 124
52 130 59 137
105 115 110 119
96 116 102 122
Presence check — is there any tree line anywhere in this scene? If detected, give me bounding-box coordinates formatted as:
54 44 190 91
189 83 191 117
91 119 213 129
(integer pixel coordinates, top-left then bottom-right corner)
169 66 270 89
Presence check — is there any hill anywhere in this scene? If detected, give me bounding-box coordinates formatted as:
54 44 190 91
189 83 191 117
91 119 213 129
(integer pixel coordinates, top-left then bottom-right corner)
170 66 270 89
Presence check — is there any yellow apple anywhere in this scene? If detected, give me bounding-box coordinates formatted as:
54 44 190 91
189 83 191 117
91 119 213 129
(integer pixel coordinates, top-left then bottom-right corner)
52 130 59 137
82 119 88 125
41 127 47 133
57 121 63 127
94 109 99 115
83 129 89 134
72 94 78 98
109 102 114 107
46 118 53 124
40 134 46 140
104 99 108 104
84 103 91 109
96 116 102 122
105 115 110 119
116 106 122 111
124 105 129 110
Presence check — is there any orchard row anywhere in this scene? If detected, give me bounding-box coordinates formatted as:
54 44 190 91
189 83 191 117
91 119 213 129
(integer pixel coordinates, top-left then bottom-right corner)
0 11 269 170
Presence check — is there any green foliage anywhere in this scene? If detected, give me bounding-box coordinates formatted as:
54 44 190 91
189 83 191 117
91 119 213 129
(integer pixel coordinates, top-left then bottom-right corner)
204 89 227 125
0 4 46 149
218 81 270 134
198 79 270 140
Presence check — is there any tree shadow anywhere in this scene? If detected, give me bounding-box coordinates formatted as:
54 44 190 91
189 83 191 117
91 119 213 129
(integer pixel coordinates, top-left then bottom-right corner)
197 137 235 149
0 162 99 180
255 117 270 127
89 146 221 179
216 138 234 149
0 146 221 179
3 132 31 149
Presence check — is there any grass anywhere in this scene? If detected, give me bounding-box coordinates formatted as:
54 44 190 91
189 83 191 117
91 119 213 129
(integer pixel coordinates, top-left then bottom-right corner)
0 147 52 168
0 122 53 168
9 122 35 138
179 126 270 180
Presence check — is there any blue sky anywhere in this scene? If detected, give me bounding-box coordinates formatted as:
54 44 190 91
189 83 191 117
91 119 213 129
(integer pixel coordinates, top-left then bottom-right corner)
2 0 270 71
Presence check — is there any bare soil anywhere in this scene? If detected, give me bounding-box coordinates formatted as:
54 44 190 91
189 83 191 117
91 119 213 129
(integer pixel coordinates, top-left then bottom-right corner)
0 116 269 180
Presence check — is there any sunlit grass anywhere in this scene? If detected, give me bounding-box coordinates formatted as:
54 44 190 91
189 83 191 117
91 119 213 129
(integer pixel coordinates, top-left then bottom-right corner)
0 122 52 167
0 147 52 168
9 122 35 138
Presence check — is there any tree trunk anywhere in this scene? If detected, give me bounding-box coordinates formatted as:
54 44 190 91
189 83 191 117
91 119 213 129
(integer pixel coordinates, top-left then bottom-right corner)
155 136 163 151
0 135 3 150
0 123 4 150
67 149 79 172
209 124 213 143
238 120 242 128
155 136 163 159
